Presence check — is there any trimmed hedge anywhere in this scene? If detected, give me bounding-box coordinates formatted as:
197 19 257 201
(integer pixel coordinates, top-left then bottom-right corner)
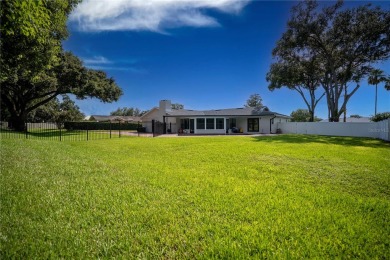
64 121 140 131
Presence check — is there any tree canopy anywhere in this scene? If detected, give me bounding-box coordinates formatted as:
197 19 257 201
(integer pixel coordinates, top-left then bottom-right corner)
370 112 390 122
171 103 184 110
290 109 321 122
386 77 390 91
0 0 123 131
267 43 324 122
28 95 85 128
368 69 387 116
268 0 390 122
110 107 144 117
245 94 265 109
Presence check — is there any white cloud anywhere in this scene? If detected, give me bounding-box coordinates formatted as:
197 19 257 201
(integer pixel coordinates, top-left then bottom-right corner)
83 56 113 65
82 55 146 73
70 0 250 32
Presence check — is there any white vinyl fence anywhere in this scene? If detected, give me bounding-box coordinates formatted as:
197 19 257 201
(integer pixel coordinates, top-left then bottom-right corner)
277 118 390 141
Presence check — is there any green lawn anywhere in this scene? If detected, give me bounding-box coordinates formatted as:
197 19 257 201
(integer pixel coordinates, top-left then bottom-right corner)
1 135 389 258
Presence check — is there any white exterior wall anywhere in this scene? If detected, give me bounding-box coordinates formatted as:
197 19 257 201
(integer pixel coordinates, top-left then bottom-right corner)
277 119 389 141
270 117 290 134
232 116 288 134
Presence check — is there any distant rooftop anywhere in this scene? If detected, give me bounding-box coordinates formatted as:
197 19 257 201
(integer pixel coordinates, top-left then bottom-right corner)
320 117 371 123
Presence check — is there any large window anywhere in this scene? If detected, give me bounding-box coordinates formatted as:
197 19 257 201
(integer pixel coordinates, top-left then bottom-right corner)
180 119 189 129
216 118 224 129
196 118 205 129
206 118 215 129
247 118 259 132
231 118 237 128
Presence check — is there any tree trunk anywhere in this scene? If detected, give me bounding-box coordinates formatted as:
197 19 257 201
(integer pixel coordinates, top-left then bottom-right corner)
309 110 314 122
8 114 27 132
343 85 347 122
375 84 378 116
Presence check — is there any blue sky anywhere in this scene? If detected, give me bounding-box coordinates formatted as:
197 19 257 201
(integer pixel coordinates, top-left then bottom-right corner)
65 0 390 119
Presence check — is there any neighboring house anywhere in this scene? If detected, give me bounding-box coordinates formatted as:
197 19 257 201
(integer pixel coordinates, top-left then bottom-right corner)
141 100 290 134
320 117 371 123
89 115 142 123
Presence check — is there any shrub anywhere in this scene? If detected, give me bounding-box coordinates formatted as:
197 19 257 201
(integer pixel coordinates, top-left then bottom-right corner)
370 112 390 122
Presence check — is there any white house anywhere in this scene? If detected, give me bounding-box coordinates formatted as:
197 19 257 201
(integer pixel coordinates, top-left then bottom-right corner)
141 100 290 135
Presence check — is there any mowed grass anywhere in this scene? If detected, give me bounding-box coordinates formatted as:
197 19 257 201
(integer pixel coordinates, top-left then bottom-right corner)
1 135 389 258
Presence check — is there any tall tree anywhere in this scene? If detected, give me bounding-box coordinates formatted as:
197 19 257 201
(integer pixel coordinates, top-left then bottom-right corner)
272 0 390 122
0 0 122 131
244 94 264 109
368 69 386 116
267 54 324 122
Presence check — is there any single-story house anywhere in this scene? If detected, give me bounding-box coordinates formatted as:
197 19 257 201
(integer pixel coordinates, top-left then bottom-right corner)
89 115 142 123
141 100 290 134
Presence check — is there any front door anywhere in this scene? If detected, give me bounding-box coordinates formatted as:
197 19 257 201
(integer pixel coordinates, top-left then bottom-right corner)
247 118 259 132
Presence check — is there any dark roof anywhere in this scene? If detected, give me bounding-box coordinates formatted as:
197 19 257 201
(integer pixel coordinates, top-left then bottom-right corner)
89 115 142 122
165 107 290 118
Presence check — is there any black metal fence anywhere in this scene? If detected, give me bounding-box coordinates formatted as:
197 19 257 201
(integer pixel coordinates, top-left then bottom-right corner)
152 120 166 137
0 121 146 141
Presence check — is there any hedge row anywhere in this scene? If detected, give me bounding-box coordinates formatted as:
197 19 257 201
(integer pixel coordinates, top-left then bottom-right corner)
64 121 140 131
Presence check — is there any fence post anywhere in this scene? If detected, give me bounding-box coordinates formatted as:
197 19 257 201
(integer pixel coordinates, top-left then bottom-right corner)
25 122 28 139
119 121 121 138
87 125 89 141
110 122 112 139
152 120 155 137
59 125 62 141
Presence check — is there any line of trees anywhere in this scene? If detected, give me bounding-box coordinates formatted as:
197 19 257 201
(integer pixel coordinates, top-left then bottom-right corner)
267 0 390 122
27 95 85 124
110 107 144 117
1 0 123 131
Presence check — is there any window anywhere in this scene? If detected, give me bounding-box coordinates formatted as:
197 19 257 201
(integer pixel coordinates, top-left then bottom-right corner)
216 118 224 129
229 118 236 128
206 118 215 129
180 119 189 129
196 118 205 129
248 118 259 132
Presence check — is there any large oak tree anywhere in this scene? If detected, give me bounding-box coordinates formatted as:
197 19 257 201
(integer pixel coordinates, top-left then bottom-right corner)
0 0 123 131
268 0 390 122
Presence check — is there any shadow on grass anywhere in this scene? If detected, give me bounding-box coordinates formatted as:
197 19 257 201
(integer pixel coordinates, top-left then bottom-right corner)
252 134 390 148
27 130 86 138
1 129 115 141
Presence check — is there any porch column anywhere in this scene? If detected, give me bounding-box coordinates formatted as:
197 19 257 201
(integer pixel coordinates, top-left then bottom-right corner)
163 116 166 134
194 118 197 134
